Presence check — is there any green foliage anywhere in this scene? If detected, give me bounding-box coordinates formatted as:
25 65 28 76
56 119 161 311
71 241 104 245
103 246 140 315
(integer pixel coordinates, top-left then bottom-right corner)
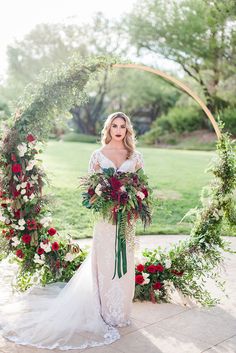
141 105 207 144
220 106 236 135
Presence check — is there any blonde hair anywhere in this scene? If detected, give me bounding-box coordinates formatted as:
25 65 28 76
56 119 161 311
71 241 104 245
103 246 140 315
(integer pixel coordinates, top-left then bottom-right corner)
101 112 136 158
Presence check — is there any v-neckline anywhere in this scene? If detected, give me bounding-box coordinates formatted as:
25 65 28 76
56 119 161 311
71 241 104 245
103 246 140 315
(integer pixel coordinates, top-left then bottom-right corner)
99 149 129 170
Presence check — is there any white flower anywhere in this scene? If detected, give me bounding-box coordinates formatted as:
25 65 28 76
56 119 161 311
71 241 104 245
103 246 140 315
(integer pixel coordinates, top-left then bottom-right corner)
33 253 45 265
5 218 11 225
13 175 19 181
12 236 20 247
0 213 6 222
136 191 145 200
120 186 126 192
29 194 35 200
17 143 27 157
31 174 38 181
64 252 75 262
40 216 52 227
18 219 26 226
26 160 37 171
21 188 26 195
140 272 150 285
165 258 172 269
21 182 27 188
23 196 28 202
16 184 21 191
95 183 102 196
40 241 51 253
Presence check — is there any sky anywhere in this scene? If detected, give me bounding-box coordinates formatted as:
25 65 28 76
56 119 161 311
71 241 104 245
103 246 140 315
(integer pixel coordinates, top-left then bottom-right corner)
0 0 179 81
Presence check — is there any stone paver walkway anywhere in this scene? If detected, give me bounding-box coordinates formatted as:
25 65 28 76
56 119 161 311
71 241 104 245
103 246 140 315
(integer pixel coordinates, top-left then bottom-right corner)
0 235 235 353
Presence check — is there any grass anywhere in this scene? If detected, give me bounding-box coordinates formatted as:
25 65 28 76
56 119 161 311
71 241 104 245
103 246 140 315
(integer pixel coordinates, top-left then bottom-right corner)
41 140 234 239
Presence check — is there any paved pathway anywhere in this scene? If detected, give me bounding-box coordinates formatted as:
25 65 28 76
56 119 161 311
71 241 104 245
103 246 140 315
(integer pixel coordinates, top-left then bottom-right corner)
0 235 235 353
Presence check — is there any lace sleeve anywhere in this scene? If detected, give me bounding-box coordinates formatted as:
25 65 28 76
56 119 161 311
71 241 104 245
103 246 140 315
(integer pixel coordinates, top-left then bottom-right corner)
88 150 99 173
135 151 144 171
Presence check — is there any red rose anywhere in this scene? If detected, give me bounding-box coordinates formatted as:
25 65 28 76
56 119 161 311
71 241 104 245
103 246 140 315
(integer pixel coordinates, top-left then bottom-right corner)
155 263 164 272
22 234 31 244
153 282 162 290
135 274 144 284
141 187 148 198
52 241 59 251
136 264 145 272
47 227 57 236
12 164 22 173
10 228 15 235
27 134 36 142
37 247 44 255
146 264 157 273
88 187 95 196
109 177 122 191
16 249 24 258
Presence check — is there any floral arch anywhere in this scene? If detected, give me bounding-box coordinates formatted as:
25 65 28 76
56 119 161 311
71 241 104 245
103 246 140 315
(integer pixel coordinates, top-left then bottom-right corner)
0 55 235 306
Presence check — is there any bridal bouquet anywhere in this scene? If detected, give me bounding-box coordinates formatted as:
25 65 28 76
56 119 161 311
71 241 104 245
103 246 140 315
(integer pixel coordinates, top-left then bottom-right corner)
80 167 153 279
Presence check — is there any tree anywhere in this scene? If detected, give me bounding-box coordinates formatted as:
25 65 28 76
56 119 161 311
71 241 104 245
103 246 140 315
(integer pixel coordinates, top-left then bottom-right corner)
126 0 236 112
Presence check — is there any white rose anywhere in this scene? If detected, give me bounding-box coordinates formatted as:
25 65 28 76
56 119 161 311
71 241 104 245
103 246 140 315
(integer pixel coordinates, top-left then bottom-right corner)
165 258 172 269
21 189 26 195
95 184 102 196
18 219 26 226
26 160 37 171
65 252 75 262
33 254 45 265
40 242 51 253
136 191 145 200
12 236 20 247
21 182 27 188
17 143 27 157
23 196 28 202
40 216 52 227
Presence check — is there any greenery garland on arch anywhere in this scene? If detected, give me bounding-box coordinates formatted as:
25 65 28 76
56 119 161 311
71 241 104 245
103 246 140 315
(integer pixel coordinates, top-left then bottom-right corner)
0 54 235 307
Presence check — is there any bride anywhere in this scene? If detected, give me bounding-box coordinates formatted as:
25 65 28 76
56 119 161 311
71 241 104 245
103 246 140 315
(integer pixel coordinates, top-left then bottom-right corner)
0 111 145 350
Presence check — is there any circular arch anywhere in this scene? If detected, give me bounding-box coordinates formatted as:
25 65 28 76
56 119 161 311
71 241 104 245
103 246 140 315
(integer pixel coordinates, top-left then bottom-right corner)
112 63 221 139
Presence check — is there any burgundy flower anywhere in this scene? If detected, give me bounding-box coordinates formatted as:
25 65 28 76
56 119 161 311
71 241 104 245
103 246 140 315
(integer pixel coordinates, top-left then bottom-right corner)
136 264 145 272
37 247 44 255
109 177 122 191
12 164 22 173
11 153 17 162
153 282 162 290
146 264 157 273
171 269 184 276
16 249 24 258
27 134 36 142
52 242 59 251
14 210 21 219
135 274 144 284
48 227 57 236
141 187 148 198
27 219 37 230
55 259 60 269
110 190 118 200
88 187 95 196
155 263 164 272
1 203 7 208
120 192 129 205
22 234 31 244
13 189 21 198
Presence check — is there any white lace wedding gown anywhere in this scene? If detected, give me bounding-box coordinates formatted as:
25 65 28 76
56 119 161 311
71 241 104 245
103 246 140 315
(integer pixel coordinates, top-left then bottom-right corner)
0 148 144 350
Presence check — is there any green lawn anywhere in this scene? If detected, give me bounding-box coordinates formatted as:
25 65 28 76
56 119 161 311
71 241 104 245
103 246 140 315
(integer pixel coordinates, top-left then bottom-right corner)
41 140 231 238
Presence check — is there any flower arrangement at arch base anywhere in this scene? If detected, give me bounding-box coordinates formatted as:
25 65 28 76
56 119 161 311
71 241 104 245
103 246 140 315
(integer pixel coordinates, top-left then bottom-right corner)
0 132 88 291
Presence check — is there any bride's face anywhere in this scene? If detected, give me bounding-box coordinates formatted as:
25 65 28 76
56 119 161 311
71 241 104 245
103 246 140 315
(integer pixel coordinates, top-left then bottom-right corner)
109 117 127 142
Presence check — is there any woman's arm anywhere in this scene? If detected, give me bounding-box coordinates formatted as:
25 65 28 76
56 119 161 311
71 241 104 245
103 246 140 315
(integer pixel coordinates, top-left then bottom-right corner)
88 151 101 173
135 151 145 171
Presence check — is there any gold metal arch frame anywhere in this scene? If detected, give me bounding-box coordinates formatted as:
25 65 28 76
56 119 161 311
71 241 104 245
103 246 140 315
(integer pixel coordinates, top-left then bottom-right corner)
112 63 222 139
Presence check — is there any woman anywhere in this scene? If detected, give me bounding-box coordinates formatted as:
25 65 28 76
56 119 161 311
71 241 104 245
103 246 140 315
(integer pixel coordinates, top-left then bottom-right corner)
0 112 144 350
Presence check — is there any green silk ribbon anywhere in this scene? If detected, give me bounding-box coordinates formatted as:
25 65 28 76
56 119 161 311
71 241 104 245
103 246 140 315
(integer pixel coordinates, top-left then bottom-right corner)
112 209 127 279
